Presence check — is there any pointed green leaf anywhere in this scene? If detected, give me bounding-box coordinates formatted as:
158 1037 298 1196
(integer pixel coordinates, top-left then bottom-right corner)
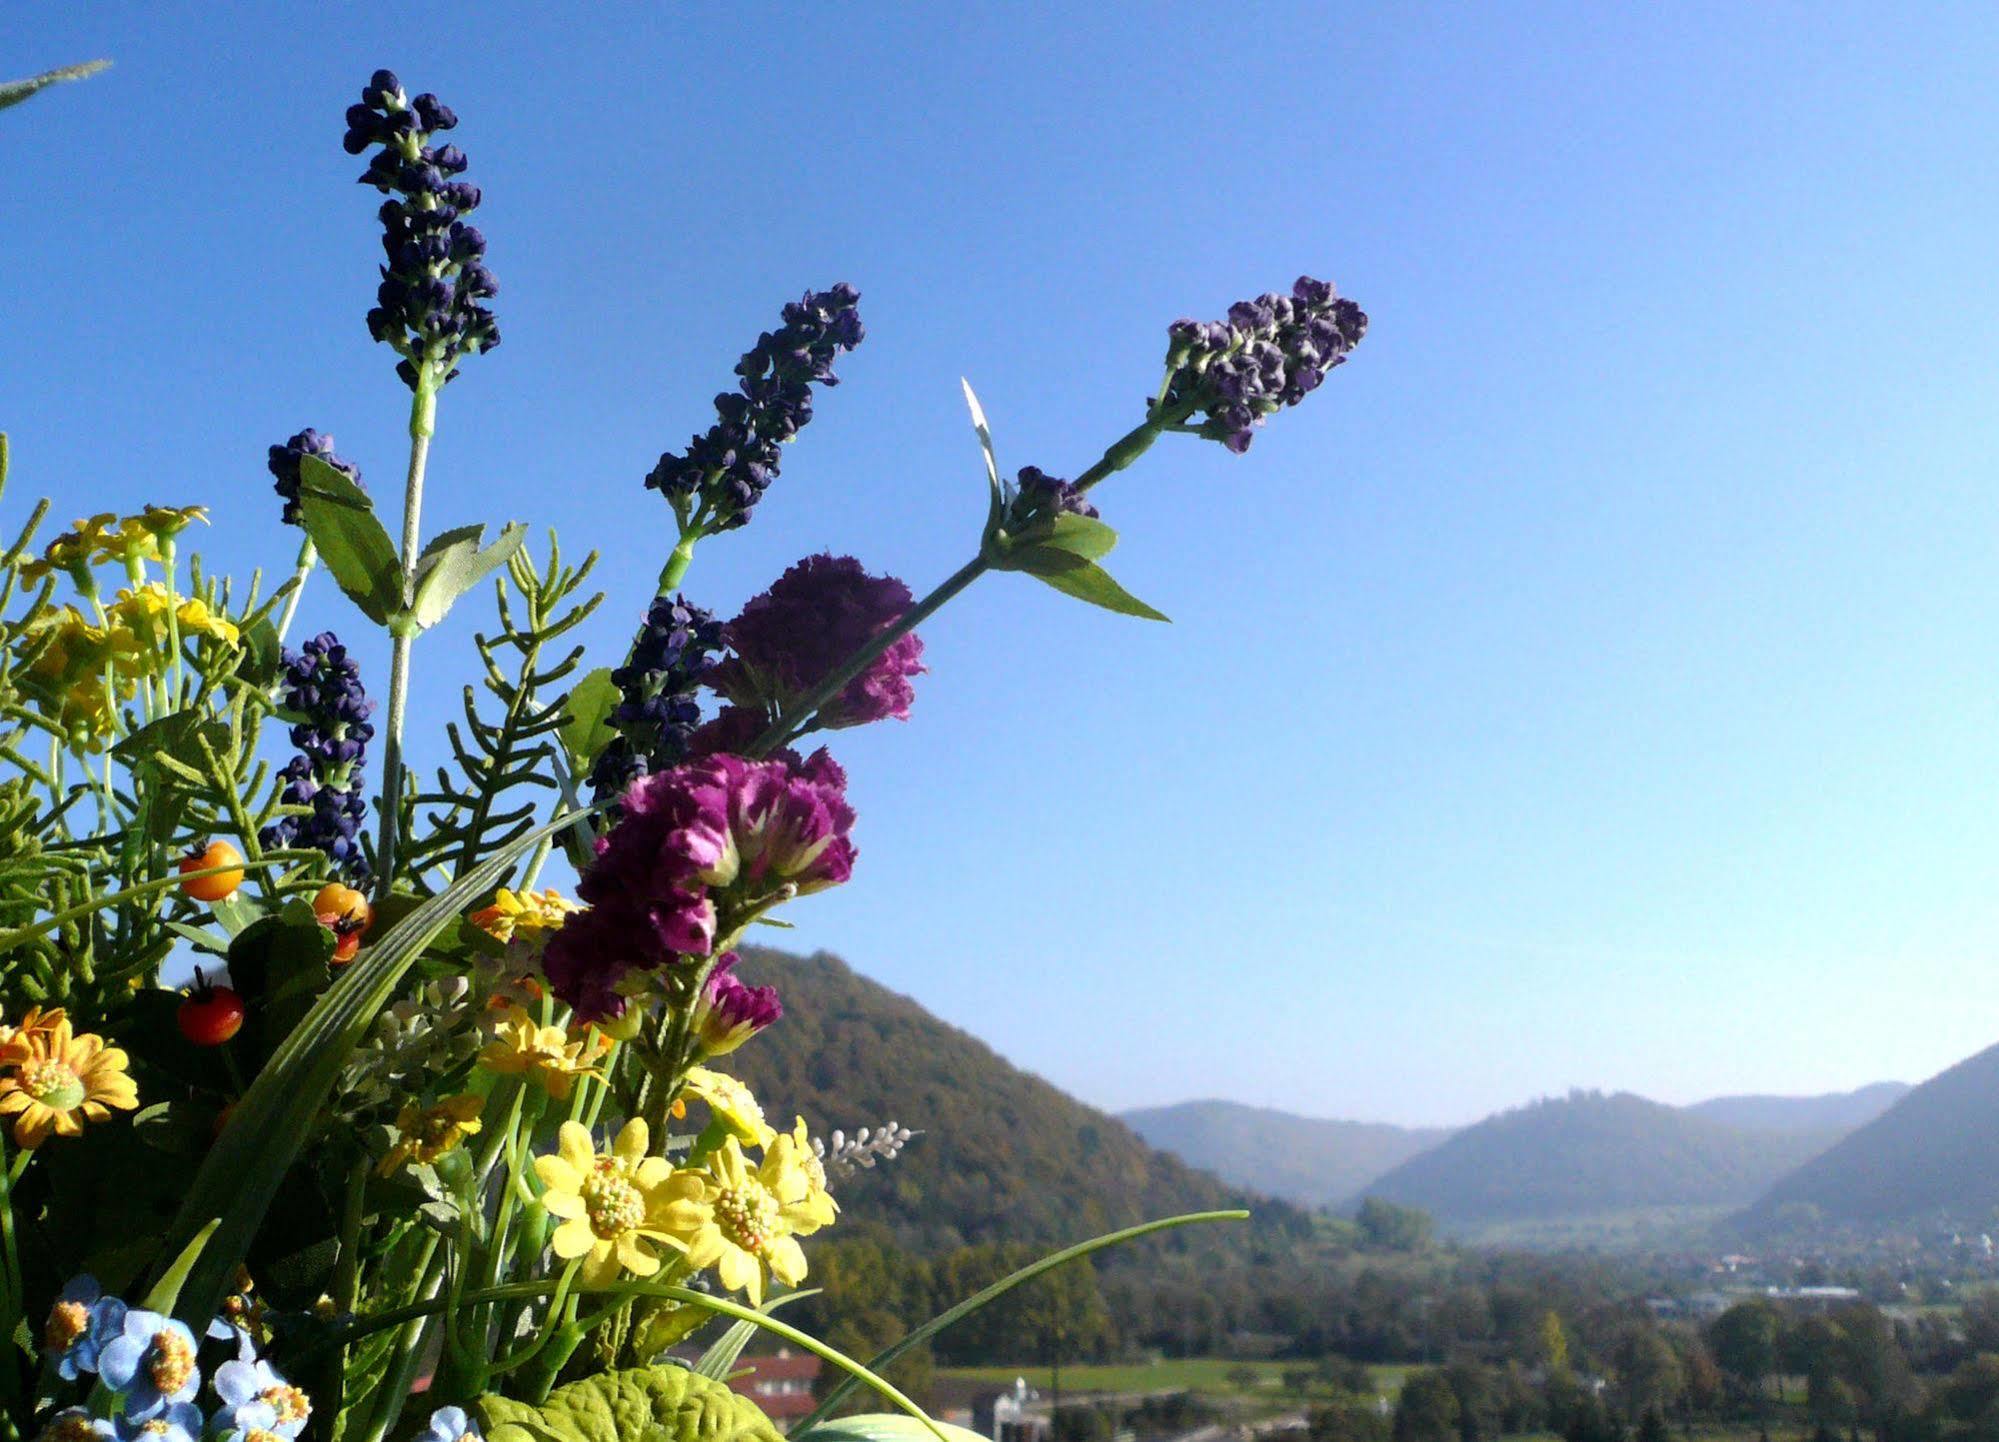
137 1219 219 1315
1035 513 1119 560
410 521 527 630
0 60 110 113
559 667 620 773
693 1290 818 1379
297 455 403 625
961 378 1007 540
1009 548 1168 621
797 1419 991 1442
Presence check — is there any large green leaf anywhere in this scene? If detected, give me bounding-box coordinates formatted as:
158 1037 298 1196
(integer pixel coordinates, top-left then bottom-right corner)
411 520 528 630
479 1364 783 1442
297 455 403 626
154 807 590 1329
559 667 620 773
1009 548 1168 622
1032 513 1119 560
0 60 110 113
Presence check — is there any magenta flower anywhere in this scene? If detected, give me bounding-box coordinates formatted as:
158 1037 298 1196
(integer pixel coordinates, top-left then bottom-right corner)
704 554 925 731
692 953 782 1057
543 749 857 1021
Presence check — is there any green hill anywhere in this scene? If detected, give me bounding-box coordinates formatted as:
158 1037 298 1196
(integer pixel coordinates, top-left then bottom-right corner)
1749 1042 1999 1225
1363 1089 1832 1233
722 948 1306 1253
1686 1082 1907 1136
1122 1099 1454 1207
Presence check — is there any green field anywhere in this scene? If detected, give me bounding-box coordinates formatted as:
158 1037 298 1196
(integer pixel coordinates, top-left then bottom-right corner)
937 1359 1411 1399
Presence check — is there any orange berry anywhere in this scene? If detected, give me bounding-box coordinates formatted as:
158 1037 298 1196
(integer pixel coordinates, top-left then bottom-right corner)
178 840 245 902
313 882 372 965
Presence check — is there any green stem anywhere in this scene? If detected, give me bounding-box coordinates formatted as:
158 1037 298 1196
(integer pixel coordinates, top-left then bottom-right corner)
373 380 437 898
356 1235 441 1442
273 537 318 647
0 1144 29 1342
0 858 287 952
655 532 700 596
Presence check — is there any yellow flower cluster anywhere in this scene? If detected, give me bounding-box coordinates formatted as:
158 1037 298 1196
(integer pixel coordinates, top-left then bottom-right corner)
532 1078 836 1304
469 887 582 943
0 1009 138 1148
20 607 144 745
110 582 242 649
20 506 208 583
378 1093 485 1176
477 1006 602 1100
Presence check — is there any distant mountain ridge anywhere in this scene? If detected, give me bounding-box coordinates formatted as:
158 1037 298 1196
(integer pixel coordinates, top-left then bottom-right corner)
1747 1043 1999 1226
1362 1090 1837 1232
1122 1100 1454 1207
1122 1084 1904 1219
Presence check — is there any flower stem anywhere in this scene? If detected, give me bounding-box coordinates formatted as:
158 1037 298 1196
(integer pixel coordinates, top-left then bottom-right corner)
273 536 319 647
373 378 438 896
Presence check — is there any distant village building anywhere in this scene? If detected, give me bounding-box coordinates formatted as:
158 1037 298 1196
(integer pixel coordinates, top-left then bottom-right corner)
671 1348 822 1431
974 1379 1048 1442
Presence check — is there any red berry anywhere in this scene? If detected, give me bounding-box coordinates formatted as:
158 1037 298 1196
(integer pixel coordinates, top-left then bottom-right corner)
179 968 245 1046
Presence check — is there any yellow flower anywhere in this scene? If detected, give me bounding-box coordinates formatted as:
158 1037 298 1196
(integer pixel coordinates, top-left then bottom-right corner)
775 1116 838 1235
680 1066 774 1147
0 1006 67 1052
99 518 165 566
109 584 241 653
18 608 139 747
533 1119 682 1286
477 1006 601 1100
659 1136 816 1306
0 1016 139 1147
137 504 210 540
469 887 582 943
377 1093 485 1176
20 514 116 582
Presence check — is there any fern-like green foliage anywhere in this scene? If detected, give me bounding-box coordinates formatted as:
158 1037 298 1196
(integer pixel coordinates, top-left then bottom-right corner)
407 537 600 887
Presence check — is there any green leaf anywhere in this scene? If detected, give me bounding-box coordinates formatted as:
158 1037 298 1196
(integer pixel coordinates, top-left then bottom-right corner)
1008 549 1168 622
136 1219 219 1315
410 521 528 630
154 806 593 1331
559 667 620 773
234 616 283 690
297 455 403 626
479 1364 784 1442
793 1210 1246 1432
797 1419 992 1442
0 60 110 113
225 900 337 1053
693 1291 819 1380
209 892 264 938
1034 512 1119 560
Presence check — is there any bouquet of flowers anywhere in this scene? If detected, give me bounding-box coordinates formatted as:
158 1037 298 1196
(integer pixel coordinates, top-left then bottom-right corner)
0 64 1366 1442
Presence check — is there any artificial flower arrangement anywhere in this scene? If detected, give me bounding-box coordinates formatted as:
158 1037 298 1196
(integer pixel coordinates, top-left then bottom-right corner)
0 65 1366 1442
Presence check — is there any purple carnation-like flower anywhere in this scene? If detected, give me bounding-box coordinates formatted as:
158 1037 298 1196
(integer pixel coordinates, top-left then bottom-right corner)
691 953 782 1057
1159 275 1367 453
544 750 856 1021
703 554 925 732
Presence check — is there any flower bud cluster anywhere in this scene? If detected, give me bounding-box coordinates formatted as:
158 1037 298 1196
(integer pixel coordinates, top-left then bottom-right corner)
588 594 727 803
644 285 864 530
1160 276 1368 453
259 632 375 882
266 430 364 528
814 1122 916 1176
343 70 498 390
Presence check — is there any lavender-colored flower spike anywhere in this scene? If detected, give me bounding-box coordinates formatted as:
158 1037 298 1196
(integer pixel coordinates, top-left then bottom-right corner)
267 430 364 528
815 1122 916 1177
260 632 375 883
644 285 864 531
588 594 727 804
1158 275 1367 453
343 71 498 389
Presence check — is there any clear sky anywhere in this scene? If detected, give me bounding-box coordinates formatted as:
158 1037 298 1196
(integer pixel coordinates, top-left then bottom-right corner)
9 3 1999 1127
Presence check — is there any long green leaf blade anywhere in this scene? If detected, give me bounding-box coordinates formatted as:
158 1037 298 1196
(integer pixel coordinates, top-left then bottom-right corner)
794 1209 1246 1431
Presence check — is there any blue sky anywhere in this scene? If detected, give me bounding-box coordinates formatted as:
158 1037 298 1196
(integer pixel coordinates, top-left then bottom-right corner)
10 3 1999 1126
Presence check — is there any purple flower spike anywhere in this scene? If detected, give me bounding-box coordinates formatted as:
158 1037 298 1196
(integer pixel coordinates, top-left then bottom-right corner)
692 953 782 1057
703 554 925 731
1159 275 1367 453
259 631 374 883
267 430 364 528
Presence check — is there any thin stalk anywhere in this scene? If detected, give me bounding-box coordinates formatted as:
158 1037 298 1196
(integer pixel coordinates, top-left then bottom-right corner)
373 379 438 897
274 537 319 646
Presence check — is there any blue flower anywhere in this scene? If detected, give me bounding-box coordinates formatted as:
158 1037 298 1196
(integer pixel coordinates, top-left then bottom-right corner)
112 1401 202 1442
417 1406 482 1442
42 1274 126 1380
211 1335 312 1441
34 1407 117 1442
95 1310 200 1421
